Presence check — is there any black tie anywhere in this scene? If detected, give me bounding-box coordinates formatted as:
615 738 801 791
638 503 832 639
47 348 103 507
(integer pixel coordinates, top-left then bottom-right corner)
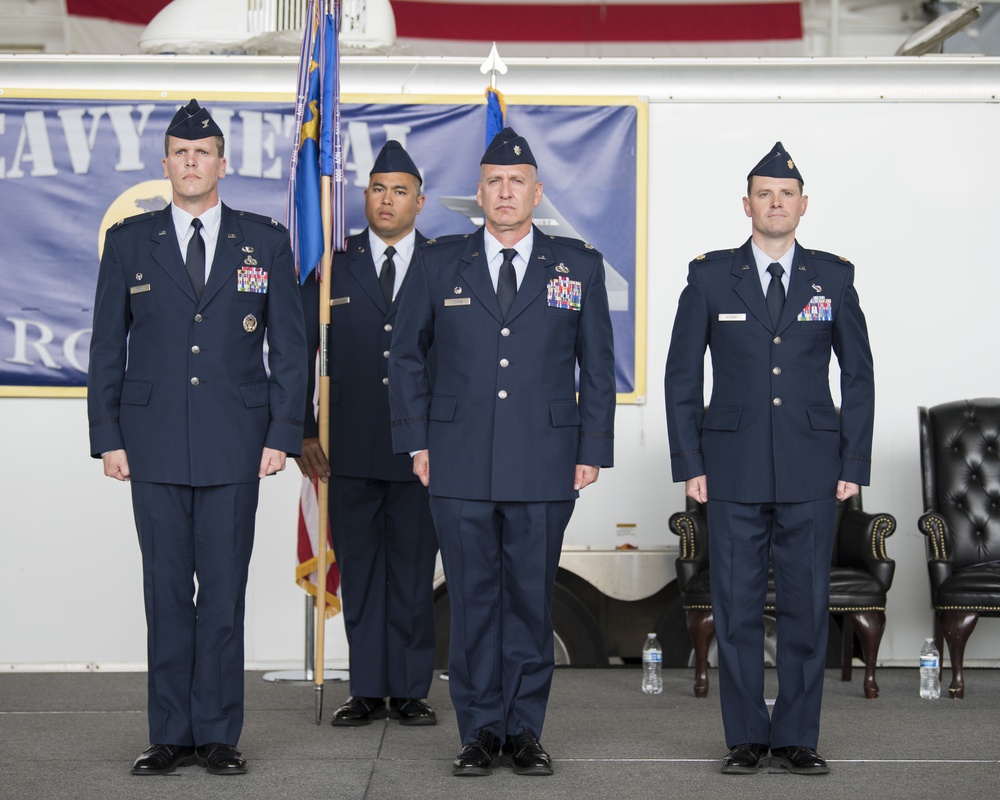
765 262 785 327
497 248 517 317
186 218 206 301
380 246 396 305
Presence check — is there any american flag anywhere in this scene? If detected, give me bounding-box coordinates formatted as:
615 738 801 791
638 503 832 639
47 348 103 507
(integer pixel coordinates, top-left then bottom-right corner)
390 0 804 57
295 475 342 618
64 0 804 58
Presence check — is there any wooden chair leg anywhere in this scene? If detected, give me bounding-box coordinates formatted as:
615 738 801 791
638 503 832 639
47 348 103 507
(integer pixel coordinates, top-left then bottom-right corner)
846 610 885 699
933 614 944 683
685 608 715 699
939 609 979 699
840 614 854 682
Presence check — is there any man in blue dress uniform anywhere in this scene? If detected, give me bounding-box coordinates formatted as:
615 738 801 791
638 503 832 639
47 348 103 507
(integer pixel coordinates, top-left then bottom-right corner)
88 99 307 776
295 141 438 727
389 128 616 776
664 142 875 775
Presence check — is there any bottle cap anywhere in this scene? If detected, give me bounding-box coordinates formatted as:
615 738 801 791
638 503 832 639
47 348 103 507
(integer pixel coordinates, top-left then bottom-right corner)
648 632 656 637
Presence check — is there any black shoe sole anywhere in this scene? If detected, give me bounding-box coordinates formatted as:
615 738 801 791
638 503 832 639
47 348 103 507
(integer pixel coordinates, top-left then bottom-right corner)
393 713 437 726
331 708 388 727
453 765 492 777
453 754 500 776
131 755 196 775
204 765 248 775
720 763 764 775
512 763 554 776
769 758 830 776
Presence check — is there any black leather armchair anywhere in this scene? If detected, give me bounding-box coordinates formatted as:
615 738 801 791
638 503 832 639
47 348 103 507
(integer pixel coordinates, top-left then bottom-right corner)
918 398 1000 699
669 492 896 699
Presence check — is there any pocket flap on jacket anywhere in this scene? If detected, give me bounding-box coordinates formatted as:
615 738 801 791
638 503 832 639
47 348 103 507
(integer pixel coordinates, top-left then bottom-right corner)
120 380 152 406
702 405 742 431
549 400 581 427
240 381 269 408
807 406 840 431
429 395 457 422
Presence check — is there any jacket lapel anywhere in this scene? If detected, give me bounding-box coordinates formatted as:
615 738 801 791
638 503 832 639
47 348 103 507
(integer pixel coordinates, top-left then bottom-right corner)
200 204 244 308
150 207 198 303
777 243 818 333
460 229 504 324
391 229 429 317
348 232 388 313
731 239 772 331
507 225 554 322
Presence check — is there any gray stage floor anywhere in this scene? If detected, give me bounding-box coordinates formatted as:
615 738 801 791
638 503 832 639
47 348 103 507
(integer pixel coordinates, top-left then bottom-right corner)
1 666 997 800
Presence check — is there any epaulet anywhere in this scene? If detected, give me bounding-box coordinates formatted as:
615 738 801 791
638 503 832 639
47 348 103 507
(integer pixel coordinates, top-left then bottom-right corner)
807 249 853 267
421 233 468 247
546 234 601 254
237 209 287 232
112 211 158 229
691 248 737 264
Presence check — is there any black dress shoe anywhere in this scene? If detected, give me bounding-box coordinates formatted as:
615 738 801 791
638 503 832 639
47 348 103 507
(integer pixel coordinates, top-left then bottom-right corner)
131 744 196 775
195 743 247 775
504 729 553 776
720 743 769 774
331 696 387 727
452 729 501 777
389 697 437 726
769 746 830 775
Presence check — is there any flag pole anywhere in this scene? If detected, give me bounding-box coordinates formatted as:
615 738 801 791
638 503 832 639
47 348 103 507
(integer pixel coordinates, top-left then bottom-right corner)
314 175 333 723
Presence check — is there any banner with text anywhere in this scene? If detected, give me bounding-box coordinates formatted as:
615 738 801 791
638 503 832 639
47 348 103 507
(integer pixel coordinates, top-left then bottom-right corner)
0 98 643 399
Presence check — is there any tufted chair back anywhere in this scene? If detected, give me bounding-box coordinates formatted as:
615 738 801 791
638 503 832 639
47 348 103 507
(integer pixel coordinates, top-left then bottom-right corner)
917 398 1000 699
919 398 1000 570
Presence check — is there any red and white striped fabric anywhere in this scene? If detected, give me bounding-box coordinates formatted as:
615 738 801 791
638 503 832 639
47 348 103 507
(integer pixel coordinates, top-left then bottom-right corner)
62 1 170 52
61 0 803 57
295 475 343 618
390 0 804 57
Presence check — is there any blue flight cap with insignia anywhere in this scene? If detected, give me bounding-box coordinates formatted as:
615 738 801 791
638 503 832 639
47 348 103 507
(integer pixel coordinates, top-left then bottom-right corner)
481 127 537 168
167 98 224 140
748 141 803 184
370 140 422 184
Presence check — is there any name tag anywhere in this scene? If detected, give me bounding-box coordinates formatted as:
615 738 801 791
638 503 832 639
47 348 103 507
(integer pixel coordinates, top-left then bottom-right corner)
130 284 151 295
718 313 746 321
444 298 471 306
330 297 350 306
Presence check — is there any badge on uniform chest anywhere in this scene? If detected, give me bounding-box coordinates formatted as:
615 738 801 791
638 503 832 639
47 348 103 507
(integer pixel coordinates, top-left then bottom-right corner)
798 295 833 322
237 266 268 293
547 277 582 311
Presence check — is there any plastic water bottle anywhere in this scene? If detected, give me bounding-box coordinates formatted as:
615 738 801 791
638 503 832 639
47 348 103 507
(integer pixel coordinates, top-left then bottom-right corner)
919 638 940 700
642 633 663 694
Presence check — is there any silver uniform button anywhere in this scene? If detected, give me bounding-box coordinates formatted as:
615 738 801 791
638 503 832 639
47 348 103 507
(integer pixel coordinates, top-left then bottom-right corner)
498 390 508 399
382 377 389 386
383 350 390 359
499 358 509 368
773 397 782 406
384 323 393 332
772 366 781 375
191 377 200 386
191 345 200 354
501 327 510 337
194 314 203 322
773 336 781 345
